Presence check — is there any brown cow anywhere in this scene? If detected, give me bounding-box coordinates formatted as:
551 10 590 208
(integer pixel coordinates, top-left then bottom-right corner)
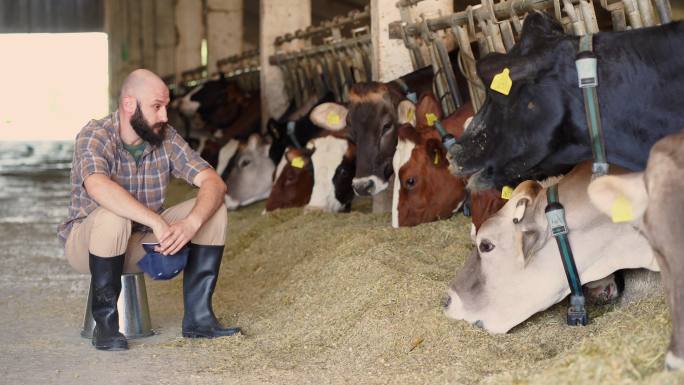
392 93 505 229
265 147 314 212
588 131 684 371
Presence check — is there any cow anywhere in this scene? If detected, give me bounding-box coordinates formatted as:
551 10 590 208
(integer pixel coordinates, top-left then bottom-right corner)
265 146 314 212
305 103 356 213
444 161 659 334
391 93 469 227
223 133 274 209
447 11 684 190
267 93 335 165
588 131 684 371
391 93 505 231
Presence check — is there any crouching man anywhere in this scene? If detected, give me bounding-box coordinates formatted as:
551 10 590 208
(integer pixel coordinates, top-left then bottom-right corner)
57 69 241 351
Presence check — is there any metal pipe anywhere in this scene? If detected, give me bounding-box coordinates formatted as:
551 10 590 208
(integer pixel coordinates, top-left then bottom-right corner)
636 0 657 26
654 0 672 23
388 0 582 40
579 0 600 33
274 5 370 47
622 0 644 28
563 0 587 35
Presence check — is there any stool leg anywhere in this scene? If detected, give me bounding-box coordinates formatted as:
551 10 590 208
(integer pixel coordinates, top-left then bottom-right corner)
89 253 128 351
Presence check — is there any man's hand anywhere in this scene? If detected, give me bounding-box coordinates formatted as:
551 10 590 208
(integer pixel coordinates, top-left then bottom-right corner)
157 216 202 255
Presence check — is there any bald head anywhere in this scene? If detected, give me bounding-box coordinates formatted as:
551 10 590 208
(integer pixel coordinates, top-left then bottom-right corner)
120 69 167 103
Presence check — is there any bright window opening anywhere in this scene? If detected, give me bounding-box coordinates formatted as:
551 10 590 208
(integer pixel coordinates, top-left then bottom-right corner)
0 33 109 141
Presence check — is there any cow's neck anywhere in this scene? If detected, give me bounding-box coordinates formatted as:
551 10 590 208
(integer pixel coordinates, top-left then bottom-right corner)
566 23 684 172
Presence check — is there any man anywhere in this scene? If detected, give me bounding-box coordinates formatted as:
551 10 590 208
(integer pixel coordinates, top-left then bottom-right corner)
58 69 241 351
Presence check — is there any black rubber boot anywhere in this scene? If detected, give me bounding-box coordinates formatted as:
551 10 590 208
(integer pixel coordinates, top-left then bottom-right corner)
182 244 242 338
89 253 128 351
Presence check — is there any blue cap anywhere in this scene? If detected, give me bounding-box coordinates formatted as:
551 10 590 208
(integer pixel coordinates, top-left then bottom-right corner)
137 243 189 280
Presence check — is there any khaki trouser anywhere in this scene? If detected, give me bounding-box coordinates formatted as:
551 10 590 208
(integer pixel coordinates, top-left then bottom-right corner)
64 198 227 274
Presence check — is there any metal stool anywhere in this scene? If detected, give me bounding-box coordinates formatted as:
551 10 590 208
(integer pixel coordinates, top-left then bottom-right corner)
81 272 154 339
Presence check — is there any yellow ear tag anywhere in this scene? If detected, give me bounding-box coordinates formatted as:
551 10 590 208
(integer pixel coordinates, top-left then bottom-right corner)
611 194 634 223
425 113 438 127
291 156 305 169
501 185 514 200
490 68 512 96
433 150 440 165
327 111 340 126
407 108 414 122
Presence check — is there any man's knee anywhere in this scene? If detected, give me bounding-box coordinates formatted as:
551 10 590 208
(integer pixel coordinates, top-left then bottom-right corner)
89 208 132 256
92 208 132 236
193 204 227 245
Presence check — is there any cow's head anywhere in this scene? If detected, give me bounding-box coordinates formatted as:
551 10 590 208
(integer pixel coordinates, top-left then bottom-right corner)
448 11 576 188
392 94 473 227
306 135 356 213
224 133 274 209
444 162 657 333
588 132 684 371
265 147 314 212
346 82 415 196
305 103 355 213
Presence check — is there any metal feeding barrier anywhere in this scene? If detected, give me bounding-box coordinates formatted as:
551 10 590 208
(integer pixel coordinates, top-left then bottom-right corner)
390 0 673 113
163 50 261 95
269 6 372 108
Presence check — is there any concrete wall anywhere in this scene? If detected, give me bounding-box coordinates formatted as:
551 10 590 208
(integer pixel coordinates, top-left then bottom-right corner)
259 0 312 123
207 0 244 74
371 0 452 82
174 0 204 81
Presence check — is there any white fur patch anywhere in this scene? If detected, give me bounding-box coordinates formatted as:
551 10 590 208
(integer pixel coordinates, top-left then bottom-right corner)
308 136 348 212
216 139 239 176
353 175 389 196
309 103 348 131
273 153 288 184
178 85 202 117
391 138 415 228
397 100 416 126
196 137 208 158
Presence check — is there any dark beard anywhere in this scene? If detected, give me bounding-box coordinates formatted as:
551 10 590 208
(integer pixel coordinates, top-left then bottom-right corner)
130 102 167 146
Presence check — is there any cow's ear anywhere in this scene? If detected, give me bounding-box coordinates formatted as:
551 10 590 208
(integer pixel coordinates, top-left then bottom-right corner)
310 102 348 131
425 138 447 169
414 92 441 128
397 100 416 126
476 54 543 92
517 11 565 53
588 173 648 223
509 180 543 224
516 228 542 268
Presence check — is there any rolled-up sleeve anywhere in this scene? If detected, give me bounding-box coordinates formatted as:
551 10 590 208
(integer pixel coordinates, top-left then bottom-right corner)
75 126 111 183
168 129 211 185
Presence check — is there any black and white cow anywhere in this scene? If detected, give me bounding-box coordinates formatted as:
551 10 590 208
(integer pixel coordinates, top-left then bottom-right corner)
448 11 684 189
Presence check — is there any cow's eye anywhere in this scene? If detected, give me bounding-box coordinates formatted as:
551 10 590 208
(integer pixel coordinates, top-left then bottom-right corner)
240 159 251 168
382 122 392 133
479 239 495 253
405 177 416 189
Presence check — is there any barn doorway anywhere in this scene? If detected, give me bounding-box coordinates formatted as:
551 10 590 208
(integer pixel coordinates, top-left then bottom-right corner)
0 32 109 141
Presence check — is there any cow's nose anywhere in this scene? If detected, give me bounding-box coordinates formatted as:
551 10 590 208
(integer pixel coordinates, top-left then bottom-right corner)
352 179 374 196
441 295 452 309
474 320 484 329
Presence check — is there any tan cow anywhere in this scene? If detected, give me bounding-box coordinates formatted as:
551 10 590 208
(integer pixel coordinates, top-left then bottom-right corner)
444 161 659 333
588 131 684 370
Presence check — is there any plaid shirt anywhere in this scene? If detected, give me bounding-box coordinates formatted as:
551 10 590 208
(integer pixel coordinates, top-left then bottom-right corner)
57 110 211 242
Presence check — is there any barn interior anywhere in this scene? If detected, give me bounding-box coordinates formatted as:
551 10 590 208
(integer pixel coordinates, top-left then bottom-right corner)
2 1 684 384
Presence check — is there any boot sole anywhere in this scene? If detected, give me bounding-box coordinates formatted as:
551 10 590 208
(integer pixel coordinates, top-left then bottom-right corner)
92 340 129 351
182 329 241 338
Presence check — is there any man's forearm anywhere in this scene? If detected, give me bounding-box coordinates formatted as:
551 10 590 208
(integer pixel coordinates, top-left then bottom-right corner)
187 176 226 227
84 173 162 228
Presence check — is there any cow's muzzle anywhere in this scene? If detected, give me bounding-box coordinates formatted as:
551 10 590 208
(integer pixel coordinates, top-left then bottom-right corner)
352 179 375 196
446 143 466 175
